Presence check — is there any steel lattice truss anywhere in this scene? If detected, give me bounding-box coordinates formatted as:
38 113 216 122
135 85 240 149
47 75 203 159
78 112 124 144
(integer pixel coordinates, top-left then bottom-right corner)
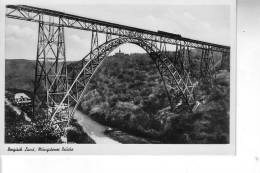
6 5 230 52
5 5 231 132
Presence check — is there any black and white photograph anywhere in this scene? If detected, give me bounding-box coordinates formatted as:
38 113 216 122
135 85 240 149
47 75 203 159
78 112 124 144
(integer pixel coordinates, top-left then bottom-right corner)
2 0 235 153
3 0 260 171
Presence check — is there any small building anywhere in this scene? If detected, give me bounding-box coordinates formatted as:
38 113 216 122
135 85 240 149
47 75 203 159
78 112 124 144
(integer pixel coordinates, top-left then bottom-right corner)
114 48 125 56
14 93 31 105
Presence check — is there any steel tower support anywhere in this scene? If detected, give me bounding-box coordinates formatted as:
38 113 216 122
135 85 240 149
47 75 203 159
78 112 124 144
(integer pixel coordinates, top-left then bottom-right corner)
220 51 230 70
199 48 215 84
182 46 191 71
33 17 69 129
157 41 175 110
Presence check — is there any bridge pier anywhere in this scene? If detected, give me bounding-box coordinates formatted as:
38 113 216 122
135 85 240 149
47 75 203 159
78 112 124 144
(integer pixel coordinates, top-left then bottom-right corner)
199 48 216 86
33 18 70 130
220 51 230 71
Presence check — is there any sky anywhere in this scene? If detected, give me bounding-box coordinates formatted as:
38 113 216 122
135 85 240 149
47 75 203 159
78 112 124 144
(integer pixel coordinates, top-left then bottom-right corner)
5 4 231 61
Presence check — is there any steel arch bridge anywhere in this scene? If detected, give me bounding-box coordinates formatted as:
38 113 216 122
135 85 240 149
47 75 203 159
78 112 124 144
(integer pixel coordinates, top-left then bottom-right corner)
6 5 230 132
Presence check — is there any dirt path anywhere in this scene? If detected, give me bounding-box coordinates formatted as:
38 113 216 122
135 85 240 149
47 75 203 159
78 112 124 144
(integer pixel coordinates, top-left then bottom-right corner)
5 98 31 122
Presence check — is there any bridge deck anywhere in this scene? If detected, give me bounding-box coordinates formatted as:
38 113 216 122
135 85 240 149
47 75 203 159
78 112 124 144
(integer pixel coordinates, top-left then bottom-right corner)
6 5 230 53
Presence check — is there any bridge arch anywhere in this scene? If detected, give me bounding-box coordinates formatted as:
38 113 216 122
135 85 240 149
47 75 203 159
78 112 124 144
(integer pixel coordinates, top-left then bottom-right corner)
52 37 195 125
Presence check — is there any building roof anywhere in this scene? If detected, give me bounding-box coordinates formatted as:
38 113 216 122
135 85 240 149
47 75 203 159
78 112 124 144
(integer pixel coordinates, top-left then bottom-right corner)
14 93 30 100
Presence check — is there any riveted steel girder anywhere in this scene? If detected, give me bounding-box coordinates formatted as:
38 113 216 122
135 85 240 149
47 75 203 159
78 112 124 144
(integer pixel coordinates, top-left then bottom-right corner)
6 5 230 53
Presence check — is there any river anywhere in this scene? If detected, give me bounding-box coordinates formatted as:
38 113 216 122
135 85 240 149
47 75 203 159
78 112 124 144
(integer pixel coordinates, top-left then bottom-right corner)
73 110 160 144
73 110 121 144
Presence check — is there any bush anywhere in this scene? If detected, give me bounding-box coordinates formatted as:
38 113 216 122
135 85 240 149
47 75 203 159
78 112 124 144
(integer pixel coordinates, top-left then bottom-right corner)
6 116 61 143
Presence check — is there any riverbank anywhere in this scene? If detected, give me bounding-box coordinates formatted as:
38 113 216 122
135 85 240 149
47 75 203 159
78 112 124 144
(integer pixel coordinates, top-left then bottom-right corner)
74 110 162 144
104 128 161 144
